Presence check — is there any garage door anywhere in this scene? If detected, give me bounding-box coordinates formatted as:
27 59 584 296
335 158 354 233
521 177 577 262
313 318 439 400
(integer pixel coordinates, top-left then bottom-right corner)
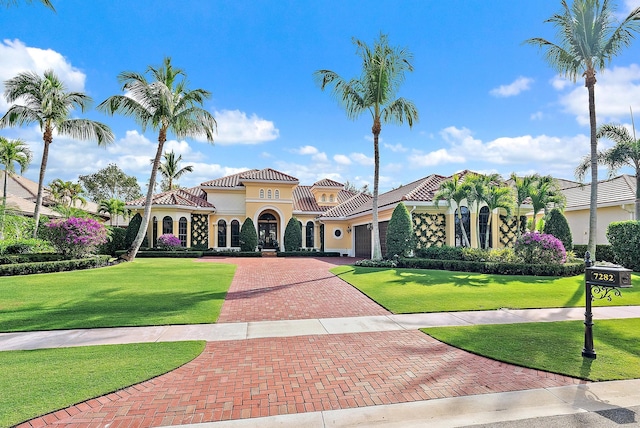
355 221 389 258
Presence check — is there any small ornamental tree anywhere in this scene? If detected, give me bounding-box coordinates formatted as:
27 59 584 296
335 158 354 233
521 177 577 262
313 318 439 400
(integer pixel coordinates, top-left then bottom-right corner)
543 208 573 252
157 233 181 249
43 217 108 258
284 217 302 251
239 217 258 252
514 231 566 265
606 221 640 271
386 203 414 259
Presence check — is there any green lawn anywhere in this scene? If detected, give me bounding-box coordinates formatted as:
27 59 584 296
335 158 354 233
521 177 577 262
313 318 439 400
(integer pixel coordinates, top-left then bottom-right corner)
1 341 205 427
331 266 640 313
424 319 640 381
0 258 236 332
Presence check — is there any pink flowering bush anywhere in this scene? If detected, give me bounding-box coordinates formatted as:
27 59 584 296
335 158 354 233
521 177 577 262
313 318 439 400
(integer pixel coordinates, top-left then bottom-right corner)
157 233 181 249
44 217 108 258
514 231 566 265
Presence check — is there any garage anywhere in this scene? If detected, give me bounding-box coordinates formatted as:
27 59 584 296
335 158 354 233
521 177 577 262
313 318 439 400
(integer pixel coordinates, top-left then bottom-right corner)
354 222 388 258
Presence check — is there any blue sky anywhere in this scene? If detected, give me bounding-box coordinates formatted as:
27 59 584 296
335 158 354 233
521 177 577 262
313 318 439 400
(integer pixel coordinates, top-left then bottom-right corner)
2 0 640 195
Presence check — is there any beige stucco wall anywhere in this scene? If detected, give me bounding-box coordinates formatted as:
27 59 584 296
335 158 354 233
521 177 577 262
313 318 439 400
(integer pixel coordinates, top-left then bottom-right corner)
565 205 635 245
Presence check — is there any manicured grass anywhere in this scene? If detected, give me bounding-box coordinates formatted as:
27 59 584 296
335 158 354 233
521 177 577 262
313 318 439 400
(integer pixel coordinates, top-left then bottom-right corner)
1 341 206 427
331 266 640 313
0 259 236 332
423 319 640 381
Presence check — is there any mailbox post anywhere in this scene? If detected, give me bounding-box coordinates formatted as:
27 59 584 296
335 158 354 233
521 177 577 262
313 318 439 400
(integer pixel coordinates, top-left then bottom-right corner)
582 251 632 359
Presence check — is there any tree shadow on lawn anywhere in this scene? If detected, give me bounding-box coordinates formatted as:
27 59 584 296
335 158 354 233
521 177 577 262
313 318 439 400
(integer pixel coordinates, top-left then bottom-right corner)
0 288 228 332
388 270 564 288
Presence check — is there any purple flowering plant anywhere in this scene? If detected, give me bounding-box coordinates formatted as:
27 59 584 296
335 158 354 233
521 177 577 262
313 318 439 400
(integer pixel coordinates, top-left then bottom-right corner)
157 233 182 249
44 217 108 258
514 231 566 265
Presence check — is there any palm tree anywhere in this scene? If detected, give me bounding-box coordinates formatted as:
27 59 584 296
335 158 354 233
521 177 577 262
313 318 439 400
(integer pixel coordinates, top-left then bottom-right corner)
98 57 216 261
576 121 640 220
525 0 640 259
49 178 86 208
0 136 32 239
99 198 127 226
1 0 55 10
314 34 418 260
510 173 535 238
465 172 501 248
529 175 565 231
0 70 113 237
434 174 471 247
156 150 193 192
483 184 513 248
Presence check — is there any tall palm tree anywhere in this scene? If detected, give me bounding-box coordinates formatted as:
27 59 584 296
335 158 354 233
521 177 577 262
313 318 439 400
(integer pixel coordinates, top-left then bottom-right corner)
525 0 640 259
465 172 501 248
314 33 418 261
0 136 32 239
483 184 513 248
529 175 565 231
99 197 127 226
156 150 193 192
510 173 534 238
98 57 216 261
576 121 640 220
434 174 471 247
0 70 113 237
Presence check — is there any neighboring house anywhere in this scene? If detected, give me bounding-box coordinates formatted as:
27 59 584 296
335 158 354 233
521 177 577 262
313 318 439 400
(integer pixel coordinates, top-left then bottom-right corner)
0 171 107 221
127 168 518 256
560 174 637 245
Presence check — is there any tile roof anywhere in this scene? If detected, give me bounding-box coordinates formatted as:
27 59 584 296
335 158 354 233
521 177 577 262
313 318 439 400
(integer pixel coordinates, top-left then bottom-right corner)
562 174 637 210
200 168 299 187
312 178 344 188
293 186 356 212
127 187 214 209
200 169 259 187
320 192 373 218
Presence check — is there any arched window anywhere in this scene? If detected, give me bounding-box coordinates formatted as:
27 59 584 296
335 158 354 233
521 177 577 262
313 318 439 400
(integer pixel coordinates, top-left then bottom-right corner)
179 217 188 247
259 189 264 199
218 219 227 247
275 189 280 199
454 206 471 247
321 194 326 202
479 206 492 249
267 189 272 199
329 194 334 202
152 216 158 247
162 216 173 235
306 222 314 248
231 220 240 247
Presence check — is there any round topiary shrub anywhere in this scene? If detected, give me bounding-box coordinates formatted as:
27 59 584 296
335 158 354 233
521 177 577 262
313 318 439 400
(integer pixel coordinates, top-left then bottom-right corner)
284 217 302 251
543 208 572 252
386 203 415 259
239 218 258 252
157 233 181 249
515 231 566 265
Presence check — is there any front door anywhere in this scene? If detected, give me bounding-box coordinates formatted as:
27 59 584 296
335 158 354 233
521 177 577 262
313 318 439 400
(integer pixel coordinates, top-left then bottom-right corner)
258 213 279 249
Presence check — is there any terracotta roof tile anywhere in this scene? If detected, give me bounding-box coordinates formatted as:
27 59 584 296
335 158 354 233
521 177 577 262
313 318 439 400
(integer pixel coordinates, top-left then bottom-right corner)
321 192 373 218
127 187 214 209
200 169 258 187
240 168 299 183
312 178 344 188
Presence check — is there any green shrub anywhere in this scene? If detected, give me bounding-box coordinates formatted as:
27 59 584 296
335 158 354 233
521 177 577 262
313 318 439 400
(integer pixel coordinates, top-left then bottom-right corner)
606 221 640 271
514 232 566 265
239 218 258 252
572 245 616 263
277 251 341 257
386 203 414 259
397 257 583 277
543 208 573 252
0 255 111 276
0 253 67 265
98 227 127 256
414 245 464 260
202 250 262 257
284 217 302 251
114 250 203 258
124 213 148 248
461 247 521 263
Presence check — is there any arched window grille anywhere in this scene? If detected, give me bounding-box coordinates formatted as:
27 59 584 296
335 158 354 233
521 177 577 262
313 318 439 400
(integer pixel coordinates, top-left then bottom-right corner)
454 207 471 247
162 216 173 235
231 220 240 247
218 219 227 247
306 222 314 248
479 206 492 249
178 217 188 247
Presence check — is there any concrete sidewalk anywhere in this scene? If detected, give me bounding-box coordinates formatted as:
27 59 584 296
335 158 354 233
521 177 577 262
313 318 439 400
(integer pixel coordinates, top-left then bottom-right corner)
3 305 640 351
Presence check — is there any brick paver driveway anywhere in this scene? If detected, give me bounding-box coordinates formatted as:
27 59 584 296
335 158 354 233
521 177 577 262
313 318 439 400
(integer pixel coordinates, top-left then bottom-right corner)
21 257 582 427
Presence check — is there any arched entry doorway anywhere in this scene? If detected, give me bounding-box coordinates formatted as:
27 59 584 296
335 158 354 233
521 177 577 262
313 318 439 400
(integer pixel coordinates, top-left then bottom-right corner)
258 212 279 249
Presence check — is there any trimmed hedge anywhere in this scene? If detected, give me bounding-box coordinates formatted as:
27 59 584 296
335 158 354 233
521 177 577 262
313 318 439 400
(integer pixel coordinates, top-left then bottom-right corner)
606 221 640 271
202 251 262 257
397 257 584 277
277 251 341 257
0 255 111 276
572 245 615 263
0 253 69 265
114 250 204 258
414 246 464 260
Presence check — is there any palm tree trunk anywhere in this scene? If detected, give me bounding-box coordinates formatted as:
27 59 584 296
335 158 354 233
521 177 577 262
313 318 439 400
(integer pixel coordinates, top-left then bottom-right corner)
371 117 382 260
121 128 167 261
1 169 8 240
586 71 598 260
485 216 491 249
635 172 640 220
32 131 51 238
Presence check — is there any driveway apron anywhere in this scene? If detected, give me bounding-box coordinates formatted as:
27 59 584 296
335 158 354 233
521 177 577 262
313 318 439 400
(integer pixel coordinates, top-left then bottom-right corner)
19 257 583 428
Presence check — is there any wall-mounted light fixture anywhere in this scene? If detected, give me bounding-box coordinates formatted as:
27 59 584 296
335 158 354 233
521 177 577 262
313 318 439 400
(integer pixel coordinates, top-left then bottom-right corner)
367 223 373 231
347 226 352 233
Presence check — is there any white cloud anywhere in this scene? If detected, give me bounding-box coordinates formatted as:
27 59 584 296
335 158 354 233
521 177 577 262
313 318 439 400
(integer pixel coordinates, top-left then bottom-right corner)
384 143 408 152
350 152 374 166
0 39 87 112
210 109 279 145
293 145 319 155
556 64 640 125
489 76 534 97
334 154 352 165
530 111 544 121
551 75 574 90
409 148 465 167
